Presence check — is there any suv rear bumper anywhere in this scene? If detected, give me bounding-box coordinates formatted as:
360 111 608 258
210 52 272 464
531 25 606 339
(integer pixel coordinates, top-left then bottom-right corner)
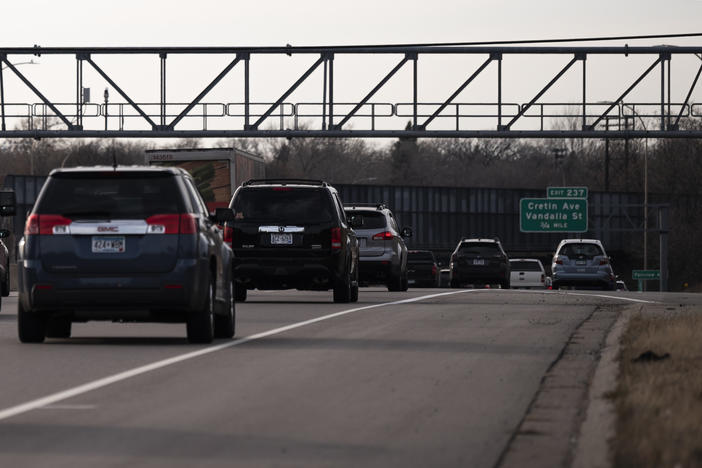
18 258 208 321
451 266 509 284
552 271 615 289
357 258 396 282
233 255 341 290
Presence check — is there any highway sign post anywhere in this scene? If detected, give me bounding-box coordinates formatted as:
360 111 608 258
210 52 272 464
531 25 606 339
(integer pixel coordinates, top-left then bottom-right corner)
633 270 660 292
520 198 588 232
547 186 588 199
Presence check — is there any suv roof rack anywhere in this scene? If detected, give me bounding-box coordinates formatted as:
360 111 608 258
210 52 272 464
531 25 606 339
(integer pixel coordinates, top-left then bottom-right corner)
345 202 388 210
243 178 328 187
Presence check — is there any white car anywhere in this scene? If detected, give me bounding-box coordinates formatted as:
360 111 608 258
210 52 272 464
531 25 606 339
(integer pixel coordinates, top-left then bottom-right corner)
509 259 546 289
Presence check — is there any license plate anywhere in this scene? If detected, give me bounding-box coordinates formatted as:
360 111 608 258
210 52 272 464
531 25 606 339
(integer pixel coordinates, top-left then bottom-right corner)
271 233 293 245
92 236 125 253
472 259 485 266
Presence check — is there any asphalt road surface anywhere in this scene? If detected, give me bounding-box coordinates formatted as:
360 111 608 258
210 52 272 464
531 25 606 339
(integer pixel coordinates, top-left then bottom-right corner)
0 287 685 467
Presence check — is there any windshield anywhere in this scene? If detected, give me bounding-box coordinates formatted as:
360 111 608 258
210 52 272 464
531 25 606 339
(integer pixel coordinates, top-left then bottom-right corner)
510 260 543 271
408 251 435 262
458 243 500 256
344 210 387 229
559 243 604 260
232 187 335 224
36 172 183 219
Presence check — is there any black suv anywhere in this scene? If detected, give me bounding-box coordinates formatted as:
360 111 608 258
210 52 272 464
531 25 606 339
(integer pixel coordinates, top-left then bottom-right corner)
17 166 236 344
227 179 359 303
449 238 511 288
0 189 15 306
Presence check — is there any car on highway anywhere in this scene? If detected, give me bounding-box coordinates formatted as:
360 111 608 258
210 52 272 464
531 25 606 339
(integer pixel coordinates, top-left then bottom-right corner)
551 238 616 291
439 268 451 288
1 189 17 310
0 230 10 308
17 166 236 343
344 203 411 291
406 250 440 287
509 258 546 289
227 179 359 303
449 238 510 289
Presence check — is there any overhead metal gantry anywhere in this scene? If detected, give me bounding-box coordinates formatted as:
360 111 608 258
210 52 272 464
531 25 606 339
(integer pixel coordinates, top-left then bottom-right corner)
1 45 702 138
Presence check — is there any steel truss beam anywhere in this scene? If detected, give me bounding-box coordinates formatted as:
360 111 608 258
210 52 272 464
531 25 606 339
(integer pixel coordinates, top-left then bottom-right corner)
1 45 701 138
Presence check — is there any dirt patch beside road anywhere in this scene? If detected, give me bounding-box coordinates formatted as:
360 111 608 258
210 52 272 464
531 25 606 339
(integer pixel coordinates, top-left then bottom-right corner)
610 305 702 468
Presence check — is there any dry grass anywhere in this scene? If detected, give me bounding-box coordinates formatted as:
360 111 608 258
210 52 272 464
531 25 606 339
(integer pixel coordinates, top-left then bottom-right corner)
611 308 702 468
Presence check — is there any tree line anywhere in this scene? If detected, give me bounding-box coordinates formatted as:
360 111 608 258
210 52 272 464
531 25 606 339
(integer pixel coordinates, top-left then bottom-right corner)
1 118 701 290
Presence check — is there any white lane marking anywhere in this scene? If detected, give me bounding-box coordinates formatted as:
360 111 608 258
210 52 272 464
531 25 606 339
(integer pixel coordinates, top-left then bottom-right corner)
510 288 659 304
39 404 97 410
0 289 477 422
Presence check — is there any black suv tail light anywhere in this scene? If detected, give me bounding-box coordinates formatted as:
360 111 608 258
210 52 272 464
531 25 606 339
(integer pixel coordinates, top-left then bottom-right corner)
145 214 198 234
331 227 342 250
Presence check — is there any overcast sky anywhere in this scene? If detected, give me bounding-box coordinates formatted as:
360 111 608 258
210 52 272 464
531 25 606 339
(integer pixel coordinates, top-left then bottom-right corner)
2 0 701 135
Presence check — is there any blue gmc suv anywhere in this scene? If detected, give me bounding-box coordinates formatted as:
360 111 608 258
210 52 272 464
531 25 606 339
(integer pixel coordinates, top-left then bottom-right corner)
17 166 236 343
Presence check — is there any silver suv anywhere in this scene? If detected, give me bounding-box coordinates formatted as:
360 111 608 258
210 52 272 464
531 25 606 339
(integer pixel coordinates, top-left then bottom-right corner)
345 204 412 291
551 239 616 291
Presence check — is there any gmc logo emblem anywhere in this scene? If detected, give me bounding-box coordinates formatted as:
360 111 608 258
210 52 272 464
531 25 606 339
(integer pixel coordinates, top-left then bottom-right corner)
97 226 118 232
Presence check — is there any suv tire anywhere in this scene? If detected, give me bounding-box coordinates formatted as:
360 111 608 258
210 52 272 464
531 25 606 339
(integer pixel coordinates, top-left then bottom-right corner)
500 279 511 289
333 267 352 303
1 264 9 296
450 278 460 288
45 316 72 339
234 283 247 302
400 269 409 291
387 271 404 292
187 275 215 343
350 266 359 303
18 301 46 343
214 280 236 339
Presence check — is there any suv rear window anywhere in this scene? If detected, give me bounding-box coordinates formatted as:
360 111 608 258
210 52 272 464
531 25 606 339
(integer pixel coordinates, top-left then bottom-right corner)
408 251 435 262
232 187 335 224
458 242 500 256
344 211 387 230
510 261 542 271
558 243 604 259
37 172 183 219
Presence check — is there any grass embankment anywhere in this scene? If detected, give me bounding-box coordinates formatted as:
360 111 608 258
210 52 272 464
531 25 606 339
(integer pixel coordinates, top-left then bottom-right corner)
611 308 702 468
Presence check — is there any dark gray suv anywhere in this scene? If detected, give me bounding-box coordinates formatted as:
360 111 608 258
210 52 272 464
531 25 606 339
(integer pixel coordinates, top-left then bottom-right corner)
344 204 412 291
17 166 236 344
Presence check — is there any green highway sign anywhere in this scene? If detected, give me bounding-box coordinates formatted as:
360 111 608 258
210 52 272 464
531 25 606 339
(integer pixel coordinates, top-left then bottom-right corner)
547 186 588 199
632 270 660 280
520 198 588 232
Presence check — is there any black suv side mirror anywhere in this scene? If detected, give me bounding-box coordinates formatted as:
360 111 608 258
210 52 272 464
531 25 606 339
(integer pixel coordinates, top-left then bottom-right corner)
401 227 413 238
0 229 10 239
212 207 236 223
0 189 16 217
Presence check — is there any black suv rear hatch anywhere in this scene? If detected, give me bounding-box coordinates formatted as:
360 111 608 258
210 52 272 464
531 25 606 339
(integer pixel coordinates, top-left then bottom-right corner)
230 187 337 256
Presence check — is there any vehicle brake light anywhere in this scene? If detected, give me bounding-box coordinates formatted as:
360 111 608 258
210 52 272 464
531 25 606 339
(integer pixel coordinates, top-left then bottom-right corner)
331 227 342 250
146 214 198 234
223 225 233 245
24 214 72 235
555 258 563 265
372 231 394 241
432 265 437 275
599 258 609 265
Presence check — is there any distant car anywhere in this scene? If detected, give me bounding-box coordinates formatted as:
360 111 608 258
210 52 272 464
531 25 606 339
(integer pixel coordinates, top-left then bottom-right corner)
344 203 411 292
439 268 451 288
17 166 236 344
551 239 616 291
406 250 440 287
616 280 628 291
0 230 10 306
509 259 546 289
449 238 510 288
228 179 359 303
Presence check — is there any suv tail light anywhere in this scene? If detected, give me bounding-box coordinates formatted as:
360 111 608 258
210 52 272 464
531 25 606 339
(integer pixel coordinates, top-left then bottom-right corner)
372 231 394 241
331 227 342 250
599 258 609 265
432 264 437 275
146 214 198 234
24 214 72 235
223 225 233 245
555 257 563 265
